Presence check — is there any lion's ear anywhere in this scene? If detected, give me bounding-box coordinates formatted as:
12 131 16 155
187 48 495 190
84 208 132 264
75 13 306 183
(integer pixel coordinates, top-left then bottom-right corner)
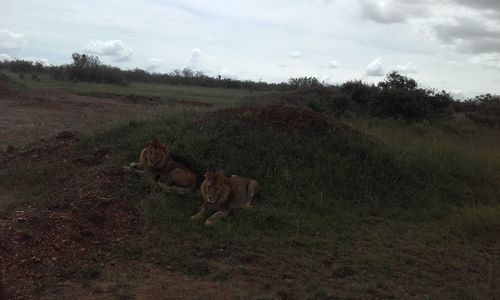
152 137 161 146
204 169 216 181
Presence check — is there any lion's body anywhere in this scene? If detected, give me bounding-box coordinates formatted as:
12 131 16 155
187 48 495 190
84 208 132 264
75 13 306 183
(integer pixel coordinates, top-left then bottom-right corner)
191 170 259 225
134 139 197 192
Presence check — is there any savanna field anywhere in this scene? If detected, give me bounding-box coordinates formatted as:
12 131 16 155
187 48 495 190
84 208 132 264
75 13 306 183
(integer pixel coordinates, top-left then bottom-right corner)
1 61 500 299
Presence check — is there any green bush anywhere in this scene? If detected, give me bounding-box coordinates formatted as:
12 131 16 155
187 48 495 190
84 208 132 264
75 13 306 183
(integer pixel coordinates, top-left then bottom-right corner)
259 86 358 117
68 53 129 85
341 80 375 105
369 72 453 120
462 94 500 127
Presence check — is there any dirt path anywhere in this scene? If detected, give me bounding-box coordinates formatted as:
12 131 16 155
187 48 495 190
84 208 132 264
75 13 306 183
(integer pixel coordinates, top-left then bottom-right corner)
0 88 161 147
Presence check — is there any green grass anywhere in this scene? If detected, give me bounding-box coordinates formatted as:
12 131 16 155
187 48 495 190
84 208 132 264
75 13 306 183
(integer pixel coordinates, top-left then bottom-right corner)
4 71 261 106
74 105 500 296
3 74 500 297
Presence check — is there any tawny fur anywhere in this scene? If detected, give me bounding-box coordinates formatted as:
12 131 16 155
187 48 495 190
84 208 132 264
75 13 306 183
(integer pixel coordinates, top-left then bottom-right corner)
132 138 197 193
191 170 259 226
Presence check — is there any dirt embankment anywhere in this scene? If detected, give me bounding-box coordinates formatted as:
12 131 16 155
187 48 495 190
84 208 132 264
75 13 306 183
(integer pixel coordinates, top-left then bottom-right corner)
0 132 138 299
0 132 270 299
0 85 165 148
211 104 331 130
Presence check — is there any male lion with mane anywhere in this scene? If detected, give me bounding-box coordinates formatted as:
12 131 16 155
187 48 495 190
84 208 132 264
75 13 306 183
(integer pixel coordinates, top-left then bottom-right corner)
130 138 197 192
191 170 259 226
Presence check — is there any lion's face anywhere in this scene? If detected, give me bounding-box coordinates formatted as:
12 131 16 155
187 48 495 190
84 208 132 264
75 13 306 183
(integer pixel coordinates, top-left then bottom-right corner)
203 171 228 204
144 139 168 169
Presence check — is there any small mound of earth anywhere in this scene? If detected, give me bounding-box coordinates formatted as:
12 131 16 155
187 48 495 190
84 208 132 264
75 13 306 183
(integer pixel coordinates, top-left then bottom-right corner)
56 130 78 140
124 94 162 105
124 94 213 107
261 86 341 106
0 131 139 299
211 104 331 130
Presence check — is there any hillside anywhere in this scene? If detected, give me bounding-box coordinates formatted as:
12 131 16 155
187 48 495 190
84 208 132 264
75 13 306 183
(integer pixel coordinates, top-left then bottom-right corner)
1 71 500 299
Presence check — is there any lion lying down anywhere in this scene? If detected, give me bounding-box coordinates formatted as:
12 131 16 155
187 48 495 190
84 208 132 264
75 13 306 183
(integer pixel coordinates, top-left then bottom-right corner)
129 138 197 193
191 170 259 226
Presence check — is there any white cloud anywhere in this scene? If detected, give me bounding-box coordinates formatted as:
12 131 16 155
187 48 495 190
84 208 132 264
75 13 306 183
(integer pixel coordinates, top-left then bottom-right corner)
23 57 49 66
203 35 215 42
82 40 133 61
447 60 463 66
366 57 384 76
188 48 202 68
219 68 232 77
450 89 466 99
396 61 419 74
328 60 339 68
289 50 302 58
468 53 500 69
145 57 162 71
0 29 27 54
321 75 331 83
37 58 49 66
0 53 12 62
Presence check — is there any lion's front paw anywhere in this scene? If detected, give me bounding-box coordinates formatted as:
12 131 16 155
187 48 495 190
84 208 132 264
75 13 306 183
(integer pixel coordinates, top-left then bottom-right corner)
204 219 216 226
190 214 202 221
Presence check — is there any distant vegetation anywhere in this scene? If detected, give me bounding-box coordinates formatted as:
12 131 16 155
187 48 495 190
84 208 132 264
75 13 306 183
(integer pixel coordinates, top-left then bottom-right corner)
1 53 499 124
0 53 288 90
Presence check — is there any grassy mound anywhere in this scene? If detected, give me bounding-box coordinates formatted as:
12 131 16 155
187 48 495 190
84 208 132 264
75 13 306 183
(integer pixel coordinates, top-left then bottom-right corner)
79 104 499 248
84 105 497 211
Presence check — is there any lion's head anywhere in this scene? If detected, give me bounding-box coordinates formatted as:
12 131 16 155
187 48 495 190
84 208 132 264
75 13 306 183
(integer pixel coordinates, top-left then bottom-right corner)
143 138 169 169
202 170 230 204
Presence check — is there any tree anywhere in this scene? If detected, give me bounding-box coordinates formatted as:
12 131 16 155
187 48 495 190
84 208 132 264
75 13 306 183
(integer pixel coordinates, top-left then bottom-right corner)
378 71 417 91
288 76 321 89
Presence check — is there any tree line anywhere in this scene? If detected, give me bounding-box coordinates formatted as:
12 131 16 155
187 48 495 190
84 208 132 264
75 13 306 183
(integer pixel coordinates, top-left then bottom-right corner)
1 53 499 124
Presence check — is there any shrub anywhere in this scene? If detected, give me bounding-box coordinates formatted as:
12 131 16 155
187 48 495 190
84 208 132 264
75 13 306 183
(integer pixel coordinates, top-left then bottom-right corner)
462 94 500 127
341 80 376 105
259 86 357 116
68 53 129 85
9 60 37 73
368 71 453 121
288 76 322 89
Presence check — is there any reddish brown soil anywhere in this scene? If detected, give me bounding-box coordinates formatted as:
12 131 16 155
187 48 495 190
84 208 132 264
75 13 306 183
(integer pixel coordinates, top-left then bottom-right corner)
123 94 213 107
0 134 269 299
0 86 160 148
211 104 331 130
0 134 138 299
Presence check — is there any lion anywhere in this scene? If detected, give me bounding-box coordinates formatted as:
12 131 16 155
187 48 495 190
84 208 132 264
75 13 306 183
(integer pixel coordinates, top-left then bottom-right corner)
129 138 197 193
191 169 259 226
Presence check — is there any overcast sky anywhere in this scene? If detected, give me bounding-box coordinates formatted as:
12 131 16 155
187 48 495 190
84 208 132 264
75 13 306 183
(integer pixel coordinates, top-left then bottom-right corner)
1 0 499 97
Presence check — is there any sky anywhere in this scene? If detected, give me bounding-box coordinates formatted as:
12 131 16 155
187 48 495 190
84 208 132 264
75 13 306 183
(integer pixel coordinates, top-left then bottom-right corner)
1 0 499 97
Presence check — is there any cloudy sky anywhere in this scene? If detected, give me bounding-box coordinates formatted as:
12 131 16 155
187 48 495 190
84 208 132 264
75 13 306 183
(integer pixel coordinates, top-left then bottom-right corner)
1 0 499 97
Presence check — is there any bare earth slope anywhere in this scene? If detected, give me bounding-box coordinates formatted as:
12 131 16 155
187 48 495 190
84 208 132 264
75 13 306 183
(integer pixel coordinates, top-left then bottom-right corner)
0 133 266 299
0 86 160 147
